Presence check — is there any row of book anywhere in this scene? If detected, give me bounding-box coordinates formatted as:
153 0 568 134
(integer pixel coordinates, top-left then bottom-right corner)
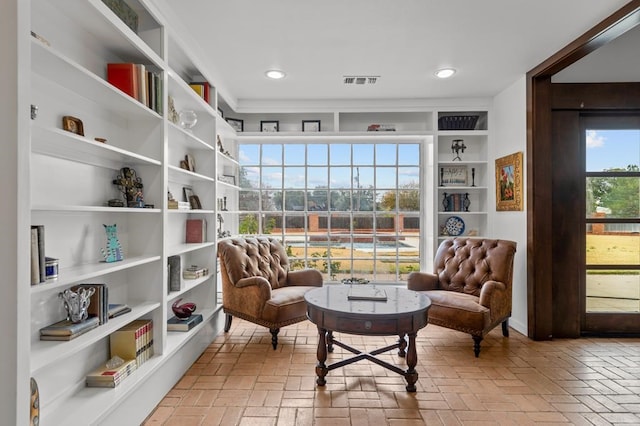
442 192 471 212
30 225 46 285
189 81 211 104
107 63 163 115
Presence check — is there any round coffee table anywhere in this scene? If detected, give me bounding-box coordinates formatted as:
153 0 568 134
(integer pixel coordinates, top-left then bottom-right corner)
304 285 431 392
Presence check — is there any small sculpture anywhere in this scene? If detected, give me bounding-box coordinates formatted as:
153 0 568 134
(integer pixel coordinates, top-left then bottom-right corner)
172 298 196 319
101 224 124 263
59 286 95 323
113 167 144 208
451 139 466 161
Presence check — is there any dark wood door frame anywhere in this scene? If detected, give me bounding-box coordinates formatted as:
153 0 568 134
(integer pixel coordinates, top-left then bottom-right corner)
526 1 640 340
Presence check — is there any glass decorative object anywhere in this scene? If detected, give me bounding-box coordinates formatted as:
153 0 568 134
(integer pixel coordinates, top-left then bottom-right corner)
59 287 95 323
179 110 198 130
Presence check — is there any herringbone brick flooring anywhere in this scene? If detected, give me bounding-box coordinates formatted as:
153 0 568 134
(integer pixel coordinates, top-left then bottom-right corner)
143 318 640 425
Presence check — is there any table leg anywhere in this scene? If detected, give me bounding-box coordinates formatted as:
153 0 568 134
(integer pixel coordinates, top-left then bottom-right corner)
327 330 334 353
397 334 407 357
315 327 328 386
404 332 418 392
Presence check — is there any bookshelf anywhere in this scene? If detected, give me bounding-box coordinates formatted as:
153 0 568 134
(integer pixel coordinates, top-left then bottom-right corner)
24 0 221 424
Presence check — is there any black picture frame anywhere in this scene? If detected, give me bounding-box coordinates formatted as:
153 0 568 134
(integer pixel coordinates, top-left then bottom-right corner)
183 187 194 203
260 120 279 132
302 120 321 132
226 117 243 132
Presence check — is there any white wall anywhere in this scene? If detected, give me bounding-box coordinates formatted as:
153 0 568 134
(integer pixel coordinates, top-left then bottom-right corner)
490 76 528 335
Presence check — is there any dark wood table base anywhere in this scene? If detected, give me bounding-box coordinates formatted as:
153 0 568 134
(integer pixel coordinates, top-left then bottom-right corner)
315 329 419 391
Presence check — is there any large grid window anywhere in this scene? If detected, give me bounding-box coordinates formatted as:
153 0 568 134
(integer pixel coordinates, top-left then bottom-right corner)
238 142 421 282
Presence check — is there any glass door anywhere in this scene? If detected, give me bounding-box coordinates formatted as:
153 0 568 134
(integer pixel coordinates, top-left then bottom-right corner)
583 114 640 334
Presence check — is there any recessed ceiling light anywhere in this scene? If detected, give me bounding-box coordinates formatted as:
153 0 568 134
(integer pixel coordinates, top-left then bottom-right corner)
265 69 286 79
435 68 456 79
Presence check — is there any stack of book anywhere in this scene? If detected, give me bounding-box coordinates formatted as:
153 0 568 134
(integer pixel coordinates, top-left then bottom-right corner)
182 265 209 280
110 319 154 367
40 316 100 341
85 358 137 388
167 313 203 332
189 81 210 103
108 303 132 319
107 63 163 114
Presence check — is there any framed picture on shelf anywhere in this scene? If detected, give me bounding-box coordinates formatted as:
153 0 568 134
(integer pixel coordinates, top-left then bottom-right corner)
302 120 321 132
62 116 84 136
495 151 523 211
226 117 243 132
440 165 468 186
260 120 279 132
183 187 194 203
220 174 236 185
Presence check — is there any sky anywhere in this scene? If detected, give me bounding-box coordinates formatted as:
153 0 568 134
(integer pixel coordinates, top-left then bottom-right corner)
586 129 640 171
239 143 421 189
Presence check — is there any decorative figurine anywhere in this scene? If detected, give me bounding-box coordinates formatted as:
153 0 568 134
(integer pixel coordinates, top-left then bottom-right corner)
463 193 471 212
112 167 144 208
451 139 466 161
31 104 38 120
101 224 124 263
172 298 196 319
442 192 450 211
168 96 179 124
59 286 95 323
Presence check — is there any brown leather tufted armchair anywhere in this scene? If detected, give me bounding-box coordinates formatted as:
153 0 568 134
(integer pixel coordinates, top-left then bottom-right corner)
217 236 323 349
407 238 517 357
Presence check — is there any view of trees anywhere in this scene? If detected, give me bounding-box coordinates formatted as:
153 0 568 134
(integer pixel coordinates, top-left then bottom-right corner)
587 165 640 218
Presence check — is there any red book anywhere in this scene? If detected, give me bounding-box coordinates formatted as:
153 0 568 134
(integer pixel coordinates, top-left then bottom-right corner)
107 63 138 100
186 219 207 243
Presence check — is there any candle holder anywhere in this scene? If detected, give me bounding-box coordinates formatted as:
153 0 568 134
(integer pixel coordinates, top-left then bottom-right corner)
471 168 476 187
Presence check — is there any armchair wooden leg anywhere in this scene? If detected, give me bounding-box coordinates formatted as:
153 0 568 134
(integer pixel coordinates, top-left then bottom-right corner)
224 314 232 332
472 336 482 357
270 328 280 350
502 320 509 337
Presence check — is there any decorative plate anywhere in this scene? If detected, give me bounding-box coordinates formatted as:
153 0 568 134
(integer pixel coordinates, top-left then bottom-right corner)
444 216 465 236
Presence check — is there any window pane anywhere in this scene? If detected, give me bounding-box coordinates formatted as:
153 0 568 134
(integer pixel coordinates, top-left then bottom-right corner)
262 190 281 211
284 167 305 189
586 271 640 312
586 129 640 172
353 190 374 211
399 189 420 212
284 190 305 211
398 144 420 165
330 190 351 211
239 190 259 210
376 167 396 188
307 144 327 165
376 144 396 165
284 144 305 165
261 167 282 188
586 230 640 265
262 145 282 165
262 213 280 235
239 144 260 165
240 166 259 188
308 167 328 188
238 213 259 234
308 190 328 211
586 177 639 219
330 144 351 165
353 144 374 165
398 167 420 186
330 167 351 189
355 166 374 187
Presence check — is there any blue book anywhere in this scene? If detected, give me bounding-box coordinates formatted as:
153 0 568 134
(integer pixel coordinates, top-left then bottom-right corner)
167 314 203 332
40 316 100 337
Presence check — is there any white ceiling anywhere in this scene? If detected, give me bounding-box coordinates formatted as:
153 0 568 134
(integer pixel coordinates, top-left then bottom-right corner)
152 0 633 107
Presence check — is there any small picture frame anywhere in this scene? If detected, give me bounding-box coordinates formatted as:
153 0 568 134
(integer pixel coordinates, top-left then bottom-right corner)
185 154 195 172
302 120 321 132
495 151 523 211
226 117 244 132
183 187 194 203
440 165 468 186
260 120 279 132
62 116 84 136
221 174 236 185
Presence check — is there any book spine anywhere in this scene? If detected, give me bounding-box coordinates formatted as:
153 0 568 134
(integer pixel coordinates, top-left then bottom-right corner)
34 225 45 282
30 227 40 285
107 63 138 99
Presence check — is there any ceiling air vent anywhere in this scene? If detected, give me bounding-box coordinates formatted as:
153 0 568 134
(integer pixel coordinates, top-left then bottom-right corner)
343 76 379 85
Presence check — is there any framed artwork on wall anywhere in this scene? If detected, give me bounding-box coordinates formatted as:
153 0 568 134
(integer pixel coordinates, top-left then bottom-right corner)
495 151 523 211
